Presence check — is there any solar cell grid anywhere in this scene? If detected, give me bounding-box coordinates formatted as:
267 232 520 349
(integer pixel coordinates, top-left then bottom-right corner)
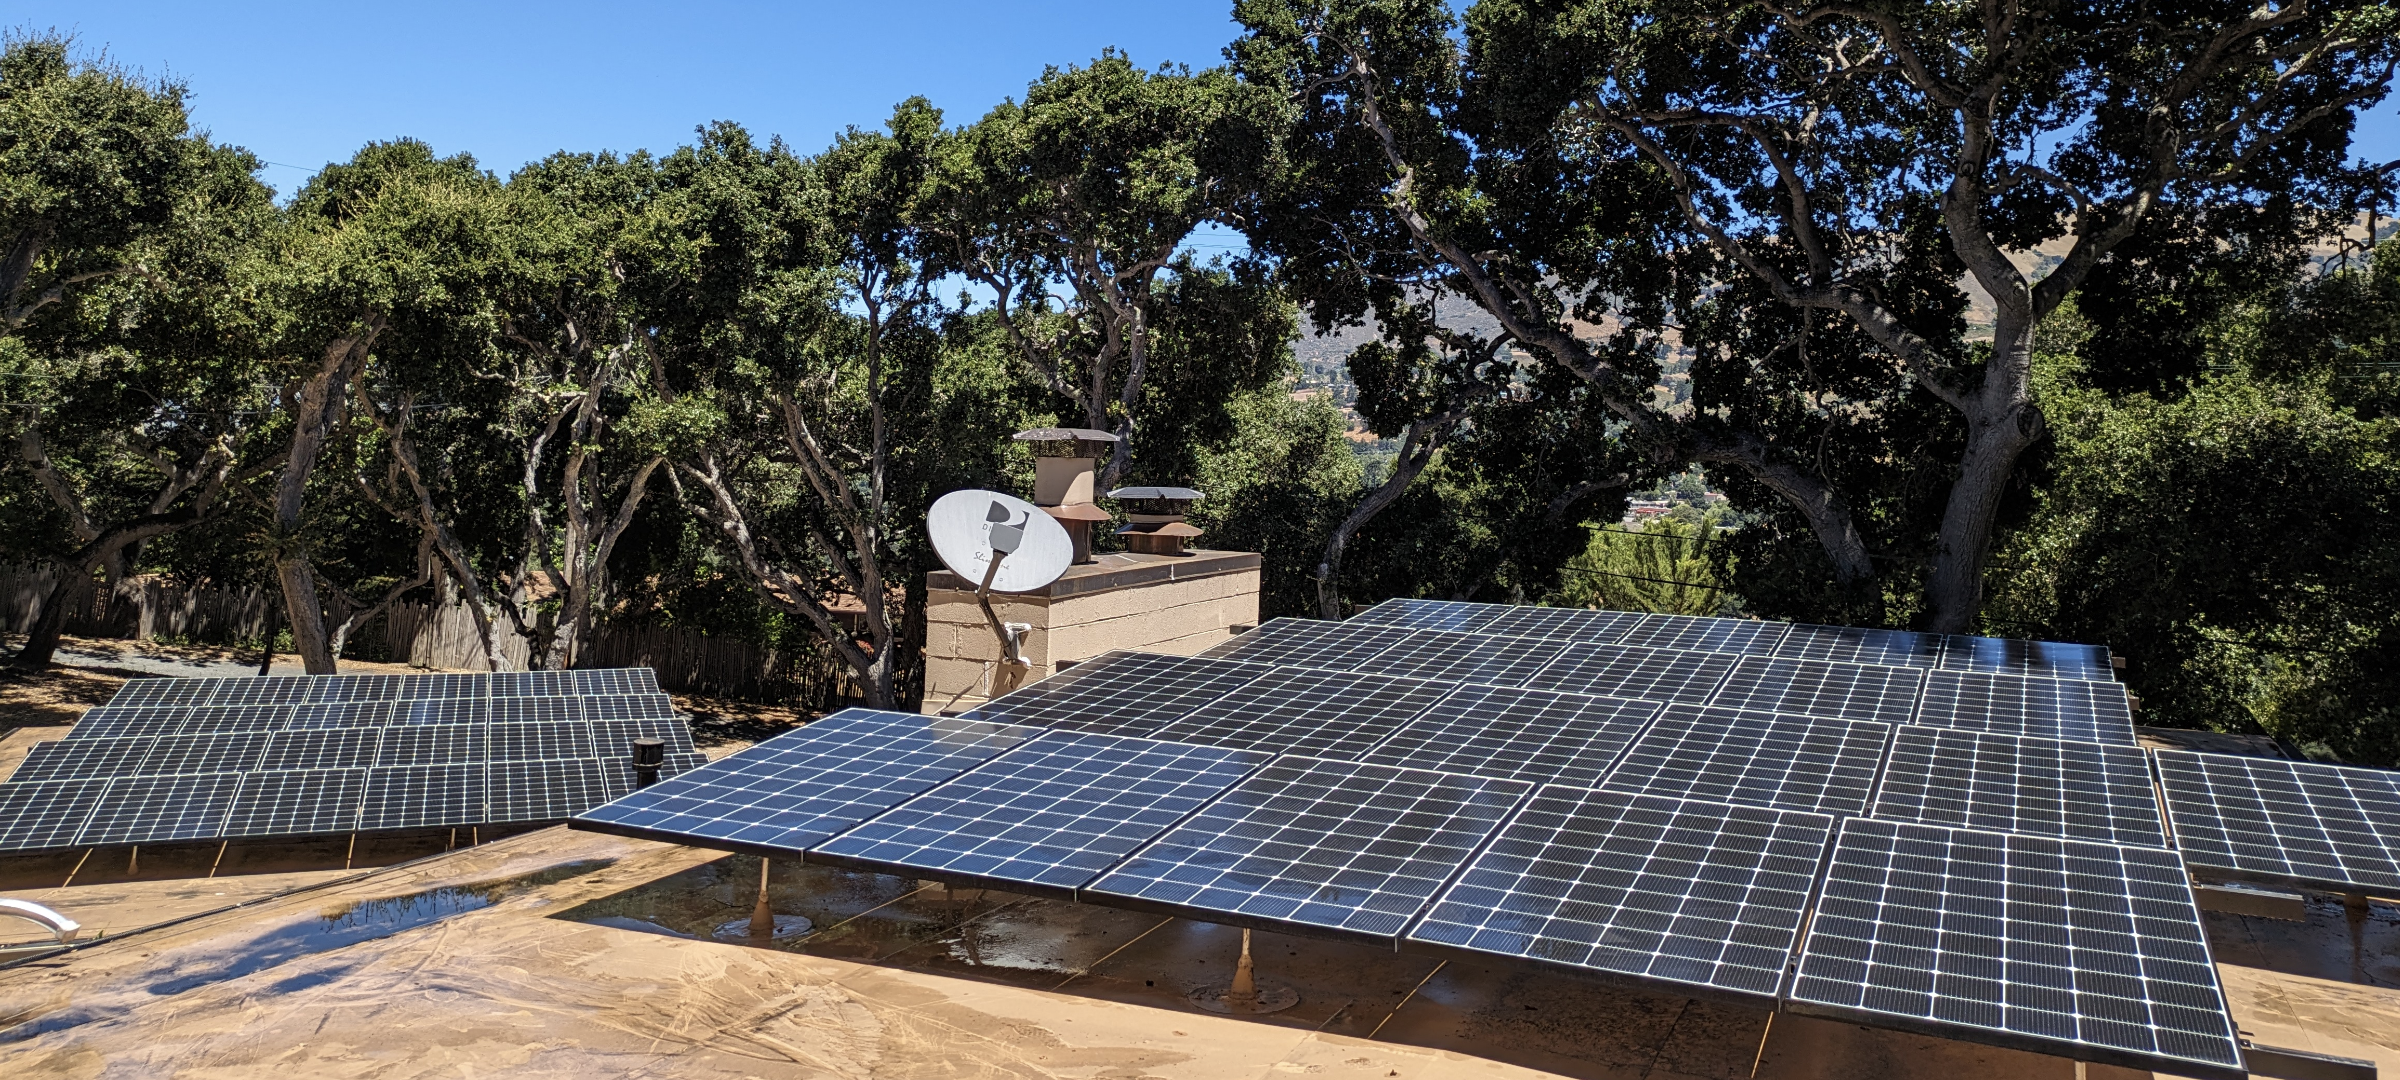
488 721 596 762
1938 636 2117 683
1085 756 1531 942
1153 667 1455 759
67 705 190 740
180 704 293 734
582 693 678 721
1602 705 1890 817
1476 606 1644 644
810 731 1272 893
1347 597 1507 634
489 758 615 821
0 778 110 851
490 696 584 724
1788 818 2244 1080
1873 727 2166 848
108 677 211 708
1340 627 1561 687
1409 787 1833 1000
259 726 385 772
376 724 483 767
492 671 579 697
591 717 697 757
966 651 1266 738
1617 614 1790 656
76 772 244 844
400 673 488 699
577 668 661 695
285 701 391 729
307 674 408 703
205 676 314 706
1199 617 1412 671
2155 751 2400 892
572 709 1032 854
1916 671 2137 745
391 697 486 726
360 764 484 829
223 768 366 837
1362 685 1662 787
8 738 153 784
1708 656 1923 726
1776 624 1946 668
138 731 272 775
1526 643 1736 704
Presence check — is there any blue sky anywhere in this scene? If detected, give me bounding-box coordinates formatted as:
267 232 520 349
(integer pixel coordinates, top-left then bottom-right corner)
18 1 2400 200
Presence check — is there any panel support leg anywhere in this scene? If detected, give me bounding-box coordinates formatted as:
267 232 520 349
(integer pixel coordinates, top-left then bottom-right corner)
61 848 92 889
749 858 775 938
344 833 356 869
1229 928 1256 1009
207 840 228 879
127 846 138 876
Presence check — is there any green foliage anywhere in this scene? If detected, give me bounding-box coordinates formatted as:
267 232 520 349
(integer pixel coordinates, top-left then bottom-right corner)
1555 516 1731 617
1186 386 1360 616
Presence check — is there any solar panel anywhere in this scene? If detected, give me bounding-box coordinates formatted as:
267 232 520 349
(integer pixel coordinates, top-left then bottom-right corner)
487 721 596 762
1199 617 1413 671
1408 787 1833 1000
67 705 190 739
1602 705 1890 817
1916 671 2136 745
1084 756 1530 943
205 676 314 706
1617 614 1791 655
492 670 580 697
258 726 386 772
0 778 110 851
138 731 273 775
108 677 212 707
1338 627 1561 687
1348 597 1507 634
577 668 662 695
223 768 366 837
1152 667 1455 758
360 764 484 829
76 773 244 844
809 731 1272 894
1939 636 2116 683
964 651 1266 737
401 673 488 699
1362 685 1662 786
570 709 1032 854
1476 606 1644 644
285 701 392 729
488 758 616 821
8 738 154 783
1776 624 1945 668
175 704 290 734
391 697 486 726
1874 727 2166 848
1787 818 2244 1080
490 696 584 724
1708 656 1923 725
1525 642 1736 704
306 674 408 703
591 717 699 757
582 693 678 720
2154 751 2400 893
376 724 483 766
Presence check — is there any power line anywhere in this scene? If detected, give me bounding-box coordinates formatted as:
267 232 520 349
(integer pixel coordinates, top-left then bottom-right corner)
1557 564 1724 590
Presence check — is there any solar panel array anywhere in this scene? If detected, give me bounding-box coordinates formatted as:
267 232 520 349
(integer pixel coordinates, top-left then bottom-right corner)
0 668 698 853
566 600 2314 1080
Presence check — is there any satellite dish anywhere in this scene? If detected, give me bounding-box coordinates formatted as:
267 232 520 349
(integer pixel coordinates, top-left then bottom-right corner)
927 489 1073 593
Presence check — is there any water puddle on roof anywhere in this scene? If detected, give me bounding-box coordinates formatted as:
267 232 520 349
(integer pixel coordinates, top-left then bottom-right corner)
0 859 614 1045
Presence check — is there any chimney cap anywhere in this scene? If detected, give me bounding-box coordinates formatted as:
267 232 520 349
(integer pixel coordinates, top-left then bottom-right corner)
1014 427 1121 443
1107 486 1203 501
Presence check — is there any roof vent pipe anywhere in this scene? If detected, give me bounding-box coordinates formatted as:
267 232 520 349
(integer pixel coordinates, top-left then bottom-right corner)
1012 428 1119 564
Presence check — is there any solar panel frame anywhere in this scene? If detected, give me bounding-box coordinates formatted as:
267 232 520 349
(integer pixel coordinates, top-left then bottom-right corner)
1474 606 1645 644
7 737 155 783
107 678 213 708
1347 597 1509 634
2154 750 2400 893
0 778 111 852
1362 685 1664 787
75 772 245 845
1601 705 1892 817
1916 671 2138 745
1617 614 1792 656
137 730 273 775
964 651 1268 738
1707 656 1924 726
1873 726 2167 848
203 676 314 706
1776 624 1947 669
1152 666 1456 759
1083 756 1531 945
488 758 617 822
375 723 484 767
1525 642 1738 703
179 704 292 734
1335 627 1563 687
359 763 486 830
66 705 191 740
390 697 487 726
577 668 662 695
306 674 410 703
284 701 393 730
569 709 1034 857
1938 636 2117 683
808 731 1273 897
222 768 367 837
258 726 386 772
1786 817 2246 1080
491 671 580 697
1407 787 1834 1004
487 720 597 762
582 693 678 721
489 696 586 725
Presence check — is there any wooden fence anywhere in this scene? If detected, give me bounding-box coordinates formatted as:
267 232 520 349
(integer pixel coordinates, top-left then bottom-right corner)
1 565 837 703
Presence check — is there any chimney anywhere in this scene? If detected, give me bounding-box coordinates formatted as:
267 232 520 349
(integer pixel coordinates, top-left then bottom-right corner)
1110 486 1204 556
1012 428 1119 564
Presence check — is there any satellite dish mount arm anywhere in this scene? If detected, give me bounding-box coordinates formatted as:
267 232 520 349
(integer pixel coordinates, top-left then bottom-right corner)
974 512 1036 697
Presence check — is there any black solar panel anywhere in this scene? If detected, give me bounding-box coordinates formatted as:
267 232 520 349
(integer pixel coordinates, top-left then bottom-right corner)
1409 787 1832 1000
1788 818 2244 1080
1362 685 1662 786
8 738 154 783
306 674 409 703
1339 627 1561 687
1873 727 2165 848
2155 751 2400 892
67 705 190 739
391 697 486 726
1915 671 2136 745
1475 606 1644 644
493 670 580 697
1617 614 1790 655
138 731 273 775
809 731 1272 894
1708 656 1923 725
1938 636 2116 683
591 717 699 757
258 726 386 771
1526 642 1736 703
1348 597 1508 634
490 696 585 724
1602 705 1890 817
180 704 292 734
285 701 392 729
571 709 1032 854
77 773 244 844
0 778 110 850
360 763 484 829
1199 617 1413 671
205 676 314 706
108 677 212 707
377 724 483 766
402 673 488 699
581 693 678 720
1775 624 1946 668
487 721 596 762
965 651 1266 737
223 768 366 837
488 758 615 822
577 668 662 695
1084 756 1530 943
1152 667 1455 758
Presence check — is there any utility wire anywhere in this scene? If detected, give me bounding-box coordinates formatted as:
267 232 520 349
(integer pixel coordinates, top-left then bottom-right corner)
1557 564 1724 590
